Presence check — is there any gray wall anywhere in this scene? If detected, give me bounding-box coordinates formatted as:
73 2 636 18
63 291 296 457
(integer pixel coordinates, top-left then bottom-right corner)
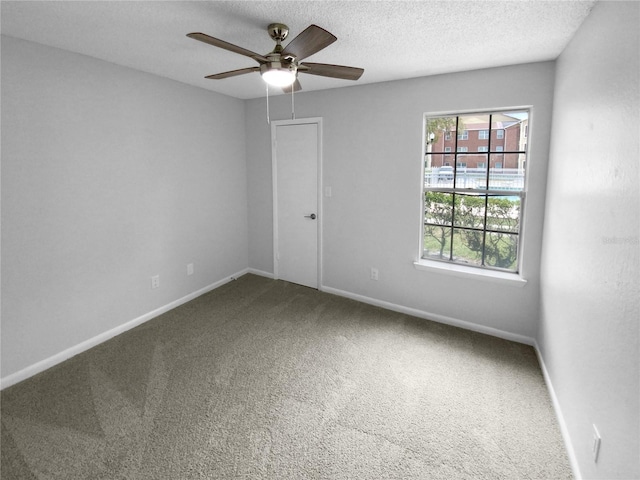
246 62 555 340
539 2 639 479
1 36 249 379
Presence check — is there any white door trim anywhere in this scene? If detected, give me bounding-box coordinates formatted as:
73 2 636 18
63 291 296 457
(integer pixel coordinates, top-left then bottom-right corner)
271 117 323 288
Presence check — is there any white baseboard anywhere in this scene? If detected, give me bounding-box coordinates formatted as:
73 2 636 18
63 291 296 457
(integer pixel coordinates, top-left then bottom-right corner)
246 268 275 279
320 285 535 346
533 341 582 480
0 269 248 390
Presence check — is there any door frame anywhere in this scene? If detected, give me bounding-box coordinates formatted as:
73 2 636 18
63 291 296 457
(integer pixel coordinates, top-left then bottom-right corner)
271 117 323 288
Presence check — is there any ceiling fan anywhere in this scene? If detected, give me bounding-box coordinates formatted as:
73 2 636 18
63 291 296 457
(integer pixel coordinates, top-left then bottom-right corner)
187 23 364 92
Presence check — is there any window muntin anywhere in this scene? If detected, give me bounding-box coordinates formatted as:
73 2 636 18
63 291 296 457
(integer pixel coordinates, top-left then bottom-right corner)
423 110 528 273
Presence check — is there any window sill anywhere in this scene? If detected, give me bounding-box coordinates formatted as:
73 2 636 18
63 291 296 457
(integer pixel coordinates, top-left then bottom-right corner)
413 260 527 287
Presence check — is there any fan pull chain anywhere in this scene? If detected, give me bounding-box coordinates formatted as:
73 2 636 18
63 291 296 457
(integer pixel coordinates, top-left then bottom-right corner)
291 85 295 120
266 83 270 124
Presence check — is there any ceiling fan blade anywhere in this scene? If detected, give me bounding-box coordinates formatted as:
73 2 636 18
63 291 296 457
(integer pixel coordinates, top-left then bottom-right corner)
205 66 260 80
187 32 268 63
300 62 364 80
282 78 302 94
281 25 337 61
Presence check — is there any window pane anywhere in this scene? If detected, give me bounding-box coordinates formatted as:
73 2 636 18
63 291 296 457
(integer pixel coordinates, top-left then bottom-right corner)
425 115 457 153
488 161 524 191
425 153 445 168
454 194 486 229
423 226 451 260
430 166 453 186
456 155 487 189
425 191 453 225
487 196 520 233
452 228 483 266
483 232 519 270
458 114 489 152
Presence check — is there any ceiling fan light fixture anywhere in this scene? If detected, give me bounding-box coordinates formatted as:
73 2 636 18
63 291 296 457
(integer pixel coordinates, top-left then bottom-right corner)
261 64 297 87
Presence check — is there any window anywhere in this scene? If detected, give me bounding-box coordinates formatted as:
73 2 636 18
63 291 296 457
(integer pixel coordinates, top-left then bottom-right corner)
444 147 451 153
458 130 469 140
423 110 529 273
445 132 452 141
478 130 489 139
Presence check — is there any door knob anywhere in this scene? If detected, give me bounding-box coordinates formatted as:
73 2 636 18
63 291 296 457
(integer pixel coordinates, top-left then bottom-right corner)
304 213 317 220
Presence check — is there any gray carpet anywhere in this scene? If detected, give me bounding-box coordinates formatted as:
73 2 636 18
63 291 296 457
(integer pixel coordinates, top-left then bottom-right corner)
1 274 572 479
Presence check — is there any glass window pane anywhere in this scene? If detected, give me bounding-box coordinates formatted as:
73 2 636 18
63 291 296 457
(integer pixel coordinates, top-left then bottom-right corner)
425 191 453 226
483 232 519 270
489 159 524 191
423 226 451 260
454 194 486 229
425 115 457 154
426 153 445 168
432 166 454 186
458 114 489 151
487 196 520 233
456 155 487 189
452 228 483 266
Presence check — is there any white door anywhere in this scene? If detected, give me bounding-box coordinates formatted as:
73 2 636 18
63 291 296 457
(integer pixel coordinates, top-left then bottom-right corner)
272 119 321 288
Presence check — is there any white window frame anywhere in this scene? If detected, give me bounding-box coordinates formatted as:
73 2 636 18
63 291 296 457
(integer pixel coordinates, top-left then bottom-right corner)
418 109 530 285
478 130 489 140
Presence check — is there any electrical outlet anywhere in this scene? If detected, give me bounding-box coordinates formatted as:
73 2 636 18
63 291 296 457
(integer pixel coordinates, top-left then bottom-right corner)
592 424 601 462
151 275 160 289
370 268 379 281
187 263 194 276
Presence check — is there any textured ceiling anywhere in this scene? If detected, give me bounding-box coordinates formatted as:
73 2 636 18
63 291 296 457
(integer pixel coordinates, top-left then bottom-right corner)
1 0 596 100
